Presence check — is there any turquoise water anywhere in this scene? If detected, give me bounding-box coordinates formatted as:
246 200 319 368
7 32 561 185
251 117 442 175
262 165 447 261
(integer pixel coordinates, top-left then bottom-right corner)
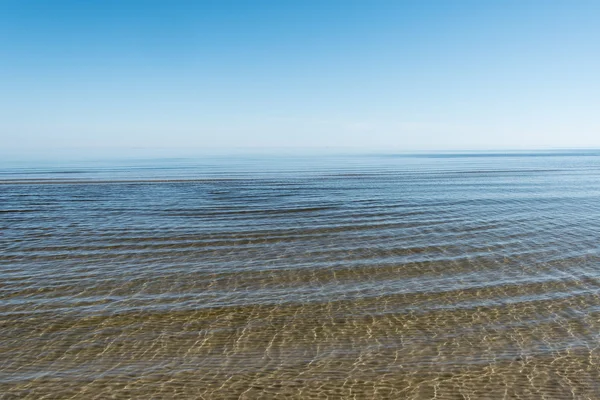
2 151 600 398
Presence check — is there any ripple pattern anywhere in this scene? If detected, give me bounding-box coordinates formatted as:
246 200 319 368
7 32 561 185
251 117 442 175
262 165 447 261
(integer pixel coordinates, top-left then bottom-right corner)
2 153 600 399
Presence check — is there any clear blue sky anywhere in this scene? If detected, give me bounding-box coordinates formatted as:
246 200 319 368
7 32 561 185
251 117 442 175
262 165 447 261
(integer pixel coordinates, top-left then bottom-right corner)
1 0 599 153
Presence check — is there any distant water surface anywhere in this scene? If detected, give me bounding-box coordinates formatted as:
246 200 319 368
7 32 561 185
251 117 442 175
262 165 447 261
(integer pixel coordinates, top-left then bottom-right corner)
2 151 600 399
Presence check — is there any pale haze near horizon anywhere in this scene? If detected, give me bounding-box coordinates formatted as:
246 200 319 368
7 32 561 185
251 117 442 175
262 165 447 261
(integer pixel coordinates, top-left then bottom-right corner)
1 0 599 156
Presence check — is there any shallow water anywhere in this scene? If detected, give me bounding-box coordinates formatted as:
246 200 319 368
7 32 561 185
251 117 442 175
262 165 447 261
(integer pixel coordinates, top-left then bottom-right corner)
2 151 600 399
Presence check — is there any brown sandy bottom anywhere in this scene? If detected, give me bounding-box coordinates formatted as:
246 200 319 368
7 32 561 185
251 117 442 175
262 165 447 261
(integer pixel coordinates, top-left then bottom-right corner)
3 296 600 399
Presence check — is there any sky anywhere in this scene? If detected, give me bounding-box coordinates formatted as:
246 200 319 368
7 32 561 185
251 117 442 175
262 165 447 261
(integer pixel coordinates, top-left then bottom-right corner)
1 0 599 154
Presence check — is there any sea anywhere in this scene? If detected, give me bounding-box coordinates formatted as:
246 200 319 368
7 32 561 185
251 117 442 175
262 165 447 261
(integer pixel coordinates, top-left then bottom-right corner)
2 150 600 399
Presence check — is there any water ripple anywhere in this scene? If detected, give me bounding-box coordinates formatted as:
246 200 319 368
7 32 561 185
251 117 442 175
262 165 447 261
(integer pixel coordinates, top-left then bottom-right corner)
2 153 600 398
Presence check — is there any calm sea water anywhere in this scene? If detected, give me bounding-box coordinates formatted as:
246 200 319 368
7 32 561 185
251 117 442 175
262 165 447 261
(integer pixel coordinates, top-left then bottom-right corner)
2 151 600 399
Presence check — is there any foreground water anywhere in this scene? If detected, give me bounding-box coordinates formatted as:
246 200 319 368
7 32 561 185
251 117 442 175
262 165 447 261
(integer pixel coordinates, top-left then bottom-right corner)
2 151 600 399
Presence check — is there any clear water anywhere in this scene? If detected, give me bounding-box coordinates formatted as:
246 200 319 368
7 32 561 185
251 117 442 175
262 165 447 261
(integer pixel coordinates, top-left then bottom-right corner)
2 151 600 398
